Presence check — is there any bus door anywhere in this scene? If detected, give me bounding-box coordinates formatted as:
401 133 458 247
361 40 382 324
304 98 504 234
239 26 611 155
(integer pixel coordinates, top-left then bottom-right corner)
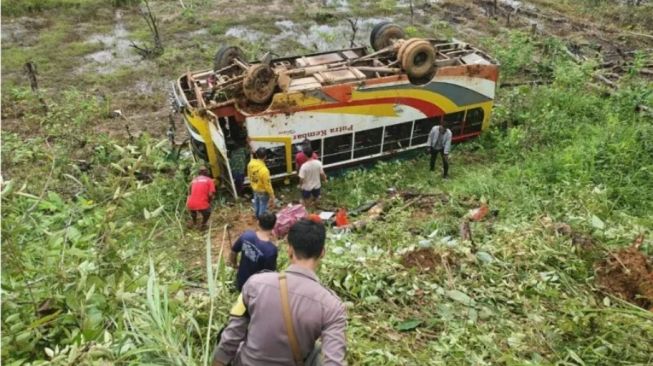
207 111 238 198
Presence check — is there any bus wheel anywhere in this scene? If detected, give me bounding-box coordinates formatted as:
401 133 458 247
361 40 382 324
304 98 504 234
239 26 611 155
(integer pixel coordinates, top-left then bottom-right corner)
401 40 435 79
370 22 391 50
397 38 421 64
370 23 405 51
243 64 277 105
214 46 245 72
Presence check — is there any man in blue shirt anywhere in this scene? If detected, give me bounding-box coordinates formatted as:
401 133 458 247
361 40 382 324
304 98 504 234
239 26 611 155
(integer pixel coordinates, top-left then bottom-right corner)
229 212 278 291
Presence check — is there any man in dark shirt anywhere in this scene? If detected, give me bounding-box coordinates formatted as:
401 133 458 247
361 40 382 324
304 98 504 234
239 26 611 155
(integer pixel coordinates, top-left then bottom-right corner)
229 212 278 291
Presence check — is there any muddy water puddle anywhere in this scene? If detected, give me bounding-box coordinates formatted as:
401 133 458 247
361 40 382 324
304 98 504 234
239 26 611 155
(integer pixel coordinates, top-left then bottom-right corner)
1 17 46 47
79 10 144 75
224 17 392 54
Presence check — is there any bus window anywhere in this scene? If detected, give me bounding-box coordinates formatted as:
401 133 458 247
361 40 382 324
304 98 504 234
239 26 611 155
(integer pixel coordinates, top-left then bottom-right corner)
354 128 382 158
383 122 412 152
267 145 288 175
444 111 465 136
323 133 353 165
310 139 322 156
412 116 441 145
465 107 484 133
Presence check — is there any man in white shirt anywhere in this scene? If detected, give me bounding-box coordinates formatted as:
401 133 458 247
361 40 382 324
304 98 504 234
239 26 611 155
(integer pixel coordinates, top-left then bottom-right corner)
298 146 327 206
426 122 452 179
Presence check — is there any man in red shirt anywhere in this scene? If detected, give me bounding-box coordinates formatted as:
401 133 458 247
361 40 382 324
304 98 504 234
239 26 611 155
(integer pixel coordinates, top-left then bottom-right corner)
186 166 216 229
295 139 319 172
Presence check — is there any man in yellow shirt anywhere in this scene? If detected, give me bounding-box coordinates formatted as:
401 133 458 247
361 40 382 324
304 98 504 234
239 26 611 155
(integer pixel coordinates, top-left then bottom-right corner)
248 147 276 218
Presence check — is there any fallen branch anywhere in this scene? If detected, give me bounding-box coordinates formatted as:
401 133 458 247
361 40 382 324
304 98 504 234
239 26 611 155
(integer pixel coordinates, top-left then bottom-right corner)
622 30 653 41
563 46 653 116
500 79 551 88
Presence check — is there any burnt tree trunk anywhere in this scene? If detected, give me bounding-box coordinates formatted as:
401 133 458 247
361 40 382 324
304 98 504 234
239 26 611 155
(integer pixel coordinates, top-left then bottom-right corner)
23 61 48 112
131 0 163 57
346 18 359 48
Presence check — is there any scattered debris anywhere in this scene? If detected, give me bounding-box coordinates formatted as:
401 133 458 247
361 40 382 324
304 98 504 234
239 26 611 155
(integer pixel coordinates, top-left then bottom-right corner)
37 298 58 317
468 203 489 221
550 221 595 249
460 220 473 242
595 235 653 310
76 160 91 172
335 208 349 227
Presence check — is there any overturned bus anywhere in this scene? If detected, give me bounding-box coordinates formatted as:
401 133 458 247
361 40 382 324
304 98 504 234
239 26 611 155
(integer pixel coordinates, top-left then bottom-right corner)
170 22 499 197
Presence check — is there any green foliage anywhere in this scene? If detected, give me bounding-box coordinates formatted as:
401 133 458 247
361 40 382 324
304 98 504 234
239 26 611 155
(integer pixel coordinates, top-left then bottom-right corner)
1 0 90 16
3 3 653 365
485 31 536 79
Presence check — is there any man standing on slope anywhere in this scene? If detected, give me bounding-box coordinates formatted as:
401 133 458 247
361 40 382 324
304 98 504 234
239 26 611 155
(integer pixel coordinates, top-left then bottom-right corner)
186 166 216 229
427 122 452 179
298 145 327 207
229 212 278 292
247 147 275 218
213 218 347 366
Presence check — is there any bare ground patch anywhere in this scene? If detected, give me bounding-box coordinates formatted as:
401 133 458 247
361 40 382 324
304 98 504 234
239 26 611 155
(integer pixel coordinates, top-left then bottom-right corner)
595 236 653 310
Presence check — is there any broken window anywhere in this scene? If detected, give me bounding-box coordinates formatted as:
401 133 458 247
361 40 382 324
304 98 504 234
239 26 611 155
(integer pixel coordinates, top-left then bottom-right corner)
266 145 288 175
464 107 484 133
323 133 353 165
444 111 465 136
412 116 441 145
190 137 209 162
354 128 383 158
383 122 413 152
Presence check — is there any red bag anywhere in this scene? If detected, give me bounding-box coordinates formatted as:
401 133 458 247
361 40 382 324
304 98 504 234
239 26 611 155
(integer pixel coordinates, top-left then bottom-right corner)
273 204 308 238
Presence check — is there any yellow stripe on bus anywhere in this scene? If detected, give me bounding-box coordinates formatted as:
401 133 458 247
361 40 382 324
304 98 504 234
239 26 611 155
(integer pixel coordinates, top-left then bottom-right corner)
186 111 221 181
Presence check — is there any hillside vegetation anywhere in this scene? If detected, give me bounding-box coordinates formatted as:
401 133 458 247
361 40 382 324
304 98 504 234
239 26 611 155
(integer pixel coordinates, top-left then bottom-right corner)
2 0 653 365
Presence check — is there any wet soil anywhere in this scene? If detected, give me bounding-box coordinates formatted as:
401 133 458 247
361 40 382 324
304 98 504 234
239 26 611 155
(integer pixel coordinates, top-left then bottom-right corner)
401 193 448 220
74 9 152 76
183 202 258 269
595 242 653 310
401 248 456 272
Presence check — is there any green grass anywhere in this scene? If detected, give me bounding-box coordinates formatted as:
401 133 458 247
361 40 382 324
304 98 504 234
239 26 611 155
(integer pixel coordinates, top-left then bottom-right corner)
2 1 653 365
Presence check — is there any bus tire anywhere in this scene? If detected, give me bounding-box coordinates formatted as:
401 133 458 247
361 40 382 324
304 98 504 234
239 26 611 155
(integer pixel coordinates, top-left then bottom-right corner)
401 40 435 79
371 23 405 51
214 46 244 72
370 21 391 50
243 64 277 105
397 38 421 64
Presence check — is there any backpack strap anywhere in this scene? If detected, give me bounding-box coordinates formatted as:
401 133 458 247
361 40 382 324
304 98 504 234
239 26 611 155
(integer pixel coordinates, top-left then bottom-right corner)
279 272 303 366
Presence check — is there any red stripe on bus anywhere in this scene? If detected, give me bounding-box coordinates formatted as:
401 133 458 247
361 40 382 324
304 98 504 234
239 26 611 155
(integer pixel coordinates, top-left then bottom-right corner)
453 131 481 141
303 97 444 117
